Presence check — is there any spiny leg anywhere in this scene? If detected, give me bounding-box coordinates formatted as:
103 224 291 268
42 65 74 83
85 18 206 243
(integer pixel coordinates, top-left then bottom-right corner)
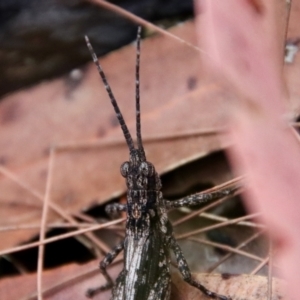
105 203 127 217
169 235 231 300
86 240 125 298
164 186 239 209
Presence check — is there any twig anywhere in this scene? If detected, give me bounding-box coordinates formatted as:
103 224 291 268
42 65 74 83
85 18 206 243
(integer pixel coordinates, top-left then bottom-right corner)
37 148 55 300
86 0 207 55
0 218 125 257
250 255 269 275
267 239 273 300
199 212 265 229
189 237 265 262
176 212 261 239
0 164 111 254
207 230 264 273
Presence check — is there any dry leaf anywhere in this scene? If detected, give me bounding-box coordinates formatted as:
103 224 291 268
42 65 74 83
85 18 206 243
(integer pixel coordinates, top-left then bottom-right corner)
0 258 285 300
0 21 232 250
0 0 299 298
196 0 300 299
0 259 121 300
171 272 285 300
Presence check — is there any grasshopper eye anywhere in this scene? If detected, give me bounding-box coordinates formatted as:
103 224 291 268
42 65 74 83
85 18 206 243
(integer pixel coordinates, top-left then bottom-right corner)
120 161 130 177
139 162 154 176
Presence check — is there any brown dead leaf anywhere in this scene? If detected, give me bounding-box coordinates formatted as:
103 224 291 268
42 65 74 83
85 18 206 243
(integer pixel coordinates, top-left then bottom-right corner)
0 2 298 293
196 0 300 299
0 21 233 250
0 259 122 300
0 258 285 300
172 272 285 300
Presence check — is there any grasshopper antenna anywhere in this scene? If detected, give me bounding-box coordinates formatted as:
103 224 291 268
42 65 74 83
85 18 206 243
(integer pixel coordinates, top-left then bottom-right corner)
135 26 146 159
85 35 135 153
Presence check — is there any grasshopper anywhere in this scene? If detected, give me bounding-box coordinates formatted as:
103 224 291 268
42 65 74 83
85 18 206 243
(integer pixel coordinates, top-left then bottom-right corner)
85 27 234 300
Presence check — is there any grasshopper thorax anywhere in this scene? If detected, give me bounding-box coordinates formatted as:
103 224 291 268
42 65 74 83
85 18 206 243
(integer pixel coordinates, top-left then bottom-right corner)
120 149 161 191
121 149 162 239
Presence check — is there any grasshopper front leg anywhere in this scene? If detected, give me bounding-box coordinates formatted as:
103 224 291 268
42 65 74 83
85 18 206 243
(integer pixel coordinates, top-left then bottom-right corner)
169 235 231 300
86 240 124 298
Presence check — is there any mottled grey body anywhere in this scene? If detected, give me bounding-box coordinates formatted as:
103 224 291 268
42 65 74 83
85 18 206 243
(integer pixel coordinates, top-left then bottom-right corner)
85 27 234 300
110 150 172 300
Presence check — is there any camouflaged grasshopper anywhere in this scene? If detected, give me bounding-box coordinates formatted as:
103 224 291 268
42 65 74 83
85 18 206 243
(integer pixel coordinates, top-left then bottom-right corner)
85 27 233 300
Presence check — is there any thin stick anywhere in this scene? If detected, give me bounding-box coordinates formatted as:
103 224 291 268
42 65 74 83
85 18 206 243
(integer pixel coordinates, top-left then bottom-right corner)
37 148 55 300
250 255 269 275
0 165 45 204
55 127 226 152
199 212 265 229
55 83 232 152
0 218 125 257
0 164 111 254
0 223 94 232
267 239 273 300
189 237 265 263
22 257 123 300
72 212 98 223
207 230 265 273
86 0 207 55
176 212 261 240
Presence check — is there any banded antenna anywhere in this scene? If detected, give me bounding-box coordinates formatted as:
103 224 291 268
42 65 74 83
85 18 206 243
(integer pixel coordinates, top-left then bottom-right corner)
85 27 145 158
135 26 146 159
